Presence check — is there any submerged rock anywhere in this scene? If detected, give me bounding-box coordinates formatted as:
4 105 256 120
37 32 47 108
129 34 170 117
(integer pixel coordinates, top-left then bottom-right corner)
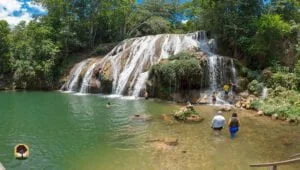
146 137 179 151
162 114 175 123
130 114 152 121
185 115 204 122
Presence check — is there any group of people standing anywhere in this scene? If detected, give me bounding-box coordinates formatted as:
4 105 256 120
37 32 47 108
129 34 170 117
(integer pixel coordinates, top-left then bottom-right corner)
211 111 240 139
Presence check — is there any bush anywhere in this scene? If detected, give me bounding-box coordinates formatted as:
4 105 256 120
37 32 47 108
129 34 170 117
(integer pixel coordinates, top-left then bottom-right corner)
150 58 204 90
169 52 196 60
266 72 298 90
251 86 300 118
173 107 198 120
248 80 264 95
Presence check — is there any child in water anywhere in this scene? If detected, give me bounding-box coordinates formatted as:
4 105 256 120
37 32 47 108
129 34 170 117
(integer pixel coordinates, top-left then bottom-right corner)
228 113 240 139
212 91 217 104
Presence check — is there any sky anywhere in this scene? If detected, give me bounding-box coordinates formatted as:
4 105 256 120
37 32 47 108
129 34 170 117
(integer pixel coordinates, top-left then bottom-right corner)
0 0 190 27
0 0 46 26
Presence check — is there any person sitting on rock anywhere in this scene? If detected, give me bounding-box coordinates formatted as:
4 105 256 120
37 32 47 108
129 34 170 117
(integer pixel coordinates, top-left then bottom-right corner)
211 111 226 133
228 112 240 139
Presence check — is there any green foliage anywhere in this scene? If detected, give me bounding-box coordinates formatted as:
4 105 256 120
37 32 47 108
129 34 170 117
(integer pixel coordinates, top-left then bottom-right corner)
294 60 300 77
173 107 198 120
9 21 60 89
0 20 10 73
251 86 300 118
248 80 264 95
169 51 196 60
150 59 203 89
248 14 291 64
266 72 298 90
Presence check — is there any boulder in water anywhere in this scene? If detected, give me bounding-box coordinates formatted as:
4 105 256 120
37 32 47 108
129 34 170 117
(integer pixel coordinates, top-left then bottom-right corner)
271 114 279 120
173 105 204 122
256 111 264 116
197 95 210 104
239 91 249 98
220 105 233 112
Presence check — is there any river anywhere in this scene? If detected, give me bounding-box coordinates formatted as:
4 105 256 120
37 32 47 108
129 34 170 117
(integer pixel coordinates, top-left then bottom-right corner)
0 91 299 169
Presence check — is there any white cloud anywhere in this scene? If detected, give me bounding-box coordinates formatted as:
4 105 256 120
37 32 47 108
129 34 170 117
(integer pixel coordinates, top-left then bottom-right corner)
27 1 46 13
0 0 22 14
1 13 32 26
0 0 46 27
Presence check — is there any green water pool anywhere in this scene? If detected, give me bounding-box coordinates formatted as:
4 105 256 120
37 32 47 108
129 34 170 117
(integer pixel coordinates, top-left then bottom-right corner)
0 91 299 170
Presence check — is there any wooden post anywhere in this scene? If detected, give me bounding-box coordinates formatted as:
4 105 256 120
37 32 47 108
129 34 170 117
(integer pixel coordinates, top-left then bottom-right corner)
271 165 277 170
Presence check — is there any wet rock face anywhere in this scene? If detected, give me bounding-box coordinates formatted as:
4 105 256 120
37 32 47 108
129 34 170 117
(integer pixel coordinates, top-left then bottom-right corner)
88 79 101 93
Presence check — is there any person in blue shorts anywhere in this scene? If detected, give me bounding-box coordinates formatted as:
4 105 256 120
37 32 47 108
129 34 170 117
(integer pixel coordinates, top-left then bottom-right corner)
228 113 240 139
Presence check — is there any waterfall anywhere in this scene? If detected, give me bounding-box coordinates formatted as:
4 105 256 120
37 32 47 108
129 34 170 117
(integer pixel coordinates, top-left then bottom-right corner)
62 31 239 98
64 60 87 91
100 33 199 96
132 72 149 97
230 59 237 83
195 31 238 90
79 63 97 93
262 87 268 99
208 55 218 91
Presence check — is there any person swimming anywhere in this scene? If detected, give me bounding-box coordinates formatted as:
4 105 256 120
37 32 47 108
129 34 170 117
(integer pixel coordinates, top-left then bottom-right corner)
106 102 111 108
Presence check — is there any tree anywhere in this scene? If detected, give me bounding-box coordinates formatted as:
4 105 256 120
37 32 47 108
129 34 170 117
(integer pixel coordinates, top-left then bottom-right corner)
0 20 10 73
9 21 60 89
249 14 291 66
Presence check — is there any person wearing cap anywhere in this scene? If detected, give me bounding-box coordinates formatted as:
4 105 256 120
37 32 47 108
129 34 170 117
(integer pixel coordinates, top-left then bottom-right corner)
211 111 226 131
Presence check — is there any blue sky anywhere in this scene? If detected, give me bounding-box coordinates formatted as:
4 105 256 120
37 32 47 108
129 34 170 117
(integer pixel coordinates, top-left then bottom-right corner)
0 0 190 27
0 0 46 26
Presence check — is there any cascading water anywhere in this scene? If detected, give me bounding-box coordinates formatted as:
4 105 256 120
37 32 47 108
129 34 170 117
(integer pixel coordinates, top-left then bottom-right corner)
208 55 218 91
194 31 238 90
64 60 87 91
230 59 237 83
62 31 239 99
262 87 268 99
79 63 97 93
132 72 149 97
99 33 199 96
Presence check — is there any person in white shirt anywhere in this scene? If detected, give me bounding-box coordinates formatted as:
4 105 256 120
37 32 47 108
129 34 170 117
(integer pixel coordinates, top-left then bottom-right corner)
211 111 226 131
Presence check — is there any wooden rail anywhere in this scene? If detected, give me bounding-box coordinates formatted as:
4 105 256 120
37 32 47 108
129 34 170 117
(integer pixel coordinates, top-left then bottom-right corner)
249 157 300 170
290 153 300 159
